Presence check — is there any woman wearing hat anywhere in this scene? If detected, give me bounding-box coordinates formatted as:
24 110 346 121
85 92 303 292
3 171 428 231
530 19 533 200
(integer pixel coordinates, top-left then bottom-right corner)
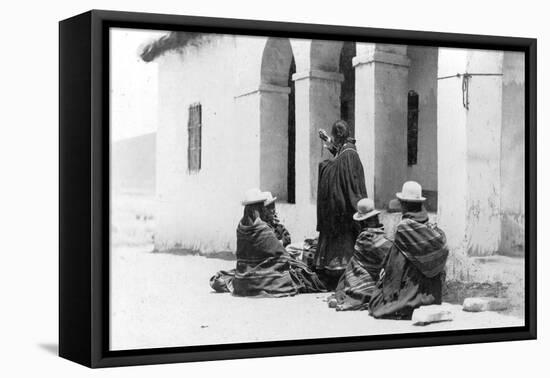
368 181 449 320
329 198 392 311
210 188 325 296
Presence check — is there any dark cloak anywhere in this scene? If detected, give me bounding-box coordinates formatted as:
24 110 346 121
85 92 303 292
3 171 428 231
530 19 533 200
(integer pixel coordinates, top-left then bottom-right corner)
210 218 326 297
315 142 367 272
333 226 392 311
368 209 449 320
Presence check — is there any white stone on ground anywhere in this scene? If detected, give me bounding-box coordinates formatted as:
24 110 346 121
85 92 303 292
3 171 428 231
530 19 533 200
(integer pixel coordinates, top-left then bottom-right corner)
462 297 510 312
412 304 454 326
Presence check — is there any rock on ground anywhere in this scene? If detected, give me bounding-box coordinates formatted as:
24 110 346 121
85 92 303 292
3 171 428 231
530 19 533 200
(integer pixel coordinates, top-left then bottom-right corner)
463 297 511 312
412 305 454 325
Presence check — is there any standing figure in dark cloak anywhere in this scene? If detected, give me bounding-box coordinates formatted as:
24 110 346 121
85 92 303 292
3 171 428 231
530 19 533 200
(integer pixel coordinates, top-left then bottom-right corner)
368 181 449 320
210 188 325 296
330 198 392 311
315 120 367 289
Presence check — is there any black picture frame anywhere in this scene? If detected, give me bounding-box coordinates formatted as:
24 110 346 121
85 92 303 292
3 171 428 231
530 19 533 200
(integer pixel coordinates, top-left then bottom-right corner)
59 9 537 368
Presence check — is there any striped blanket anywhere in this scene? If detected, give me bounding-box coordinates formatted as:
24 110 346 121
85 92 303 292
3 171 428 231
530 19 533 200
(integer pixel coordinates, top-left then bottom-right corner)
394 217 449 278
210 218 326 297
333 227 392 311
368 210 449 319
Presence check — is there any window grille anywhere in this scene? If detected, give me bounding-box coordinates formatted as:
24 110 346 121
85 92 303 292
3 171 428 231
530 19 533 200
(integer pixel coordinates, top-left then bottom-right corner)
188 103 202 173
407 91 419 166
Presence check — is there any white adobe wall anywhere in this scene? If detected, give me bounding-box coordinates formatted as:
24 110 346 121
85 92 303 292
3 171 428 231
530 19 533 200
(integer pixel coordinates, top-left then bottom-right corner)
156 35 261 253
437 48 504 258
499 51 525 256
154 35 320 253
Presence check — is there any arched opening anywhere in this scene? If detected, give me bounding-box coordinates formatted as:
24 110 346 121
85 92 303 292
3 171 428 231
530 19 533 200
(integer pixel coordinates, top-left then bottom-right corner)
287 57 296 203
339 41 356 136
259 38 295 203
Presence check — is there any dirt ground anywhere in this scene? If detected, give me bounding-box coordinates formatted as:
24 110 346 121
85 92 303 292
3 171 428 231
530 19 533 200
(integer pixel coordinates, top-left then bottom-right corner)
109 245 524 351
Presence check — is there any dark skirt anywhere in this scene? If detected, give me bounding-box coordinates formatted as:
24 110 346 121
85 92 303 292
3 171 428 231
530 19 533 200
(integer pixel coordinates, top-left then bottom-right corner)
314 230 356 289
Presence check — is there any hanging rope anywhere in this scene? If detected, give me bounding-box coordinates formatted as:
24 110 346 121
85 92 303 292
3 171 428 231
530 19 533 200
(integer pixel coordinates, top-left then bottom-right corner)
462 74 471 109
437 73 503 110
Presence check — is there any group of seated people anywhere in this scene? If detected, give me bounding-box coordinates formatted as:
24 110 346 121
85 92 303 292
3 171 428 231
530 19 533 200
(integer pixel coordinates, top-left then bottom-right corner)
209 188 325 297
332 181 449 319
210 181 450 320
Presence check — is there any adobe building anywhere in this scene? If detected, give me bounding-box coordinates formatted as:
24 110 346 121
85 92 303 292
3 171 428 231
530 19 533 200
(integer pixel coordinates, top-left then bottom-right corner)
141 33 525 280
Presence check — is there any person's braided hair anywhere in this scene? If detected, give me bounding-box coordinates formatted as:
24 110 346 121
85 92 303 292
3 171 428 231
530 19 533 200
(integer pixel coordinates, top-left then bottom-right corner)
331 120 350 146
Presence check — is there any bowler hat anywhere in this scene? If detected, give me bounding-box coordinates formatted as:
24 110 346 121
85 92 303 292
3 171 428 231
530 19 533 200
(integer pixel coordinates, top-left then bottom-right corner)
353 198 381 221
396 181 426 202
263 191 277 206
241 188 268 206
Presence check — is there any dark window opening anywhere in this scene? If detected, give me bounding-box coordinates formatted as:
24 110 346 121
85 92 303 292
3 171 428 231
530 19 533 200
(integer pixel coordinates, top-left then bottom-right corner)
287 58 296 204
188 103 202 173
407 91 419 166
339 42 356 137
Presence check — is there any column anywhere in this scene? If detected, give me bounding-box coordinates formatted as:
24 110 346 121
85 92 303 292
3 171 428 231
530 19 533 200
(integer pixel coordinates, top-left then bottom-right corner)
292 69 344 203
258 84 291 201
353 44 410 208
437 48 503 257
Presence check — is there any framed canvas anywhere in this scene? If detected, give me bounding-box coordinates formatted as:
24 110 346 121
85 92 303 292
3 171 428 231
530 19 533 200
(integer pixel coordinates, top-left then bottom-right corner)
59 9 537 368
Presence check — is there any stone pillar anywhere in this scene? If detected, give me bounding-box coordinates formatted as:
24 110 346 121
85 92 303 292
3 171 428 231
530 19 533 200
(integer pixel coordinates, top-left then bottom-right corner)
437 48 504 257
292 69 344 204
234 83 292 200
259 84 291 201
499 51 525 256
353 44 410 208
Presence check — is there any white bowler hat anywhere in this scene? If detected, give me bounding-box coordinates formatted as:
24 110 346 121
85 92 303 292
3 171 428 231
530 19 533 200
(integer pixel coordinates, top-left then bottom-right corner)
263 191 277 206
396 181 426 202
241 188 268 206
353 198 381 221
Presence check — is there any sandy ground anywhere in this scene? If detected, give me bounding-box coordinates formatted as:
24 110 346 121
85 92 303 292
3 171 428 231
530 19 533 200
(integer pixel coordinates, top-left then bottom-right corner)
110 245 524 351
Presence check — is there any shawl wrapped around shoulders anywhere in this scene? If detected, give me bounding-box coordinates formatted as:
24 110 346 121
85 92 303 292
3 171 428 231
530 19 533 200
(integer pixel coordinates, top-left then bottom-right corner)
210 218 325 297
368 210 449 319
317 142 367 235
333 227 392 311
394 215 449 278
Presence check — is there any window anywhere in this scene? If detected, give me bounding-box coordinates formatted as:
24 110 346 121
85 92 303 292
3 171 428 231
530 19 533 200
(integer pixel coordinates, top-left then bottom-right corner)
407 91 419 166
187 103 202 173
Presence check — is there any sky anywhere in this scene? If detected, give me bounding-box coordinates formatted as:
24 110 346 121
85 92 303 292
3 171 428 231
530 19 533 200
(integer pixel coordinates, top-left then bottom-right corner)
110 28 168 142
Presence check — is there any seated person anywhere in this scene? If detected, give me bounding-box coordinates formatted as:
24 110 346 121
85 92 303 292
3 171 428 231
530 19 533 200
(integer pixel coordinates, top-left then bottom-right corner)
330 198 392 311
368 181 449 320
262 192 291 247
210 188 326 296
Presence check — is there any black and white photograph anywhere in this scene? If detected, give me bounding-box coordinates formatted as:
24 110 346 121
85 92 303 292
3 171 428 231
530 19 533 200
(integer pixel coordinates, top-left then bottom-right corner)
3 0 548 375
109 26 527 351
